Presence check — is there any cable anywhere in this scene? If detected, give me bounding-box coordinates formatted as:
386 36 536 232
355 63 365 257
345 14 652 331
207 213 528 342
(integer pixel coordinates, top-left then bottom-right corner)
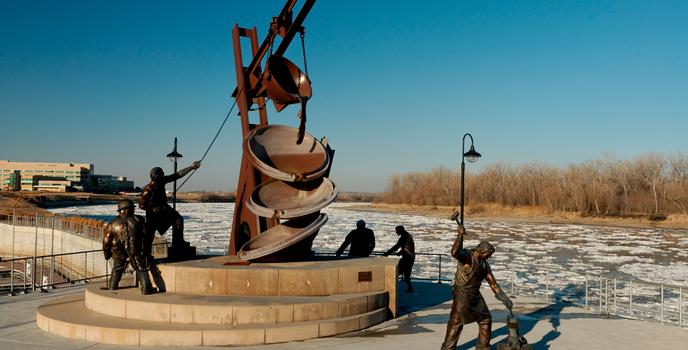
176 91 241 191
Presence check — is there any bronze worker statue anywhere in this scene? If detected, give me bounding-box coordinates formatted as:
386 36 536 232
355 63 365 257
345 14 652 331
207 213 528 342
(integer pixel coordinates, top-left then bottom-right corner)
441 222 513 350
139 161 200 260
102 199 156 294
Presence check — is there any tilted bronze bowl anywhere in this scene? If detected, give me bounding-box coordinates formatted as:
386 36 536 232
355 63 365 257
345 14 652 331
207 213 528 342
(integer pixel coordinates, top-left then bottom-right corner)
244 124 330 182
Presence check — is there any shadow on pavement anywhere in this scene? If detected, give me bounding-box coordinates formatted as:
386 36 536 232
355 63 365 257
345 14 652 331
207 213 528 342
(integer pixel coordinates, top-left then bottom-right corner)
388 281 614 350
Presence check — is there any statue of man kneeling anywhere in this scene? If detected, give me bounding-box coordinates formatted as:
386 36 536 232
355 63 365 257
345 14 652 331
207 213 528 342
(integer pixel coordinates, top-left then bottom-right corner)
102 199 156 295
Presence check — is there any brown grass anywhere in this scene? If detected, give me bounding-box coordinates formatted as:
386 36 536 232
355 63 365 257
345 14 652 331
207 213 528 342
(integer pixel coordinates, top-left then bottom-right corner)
342 202 688 229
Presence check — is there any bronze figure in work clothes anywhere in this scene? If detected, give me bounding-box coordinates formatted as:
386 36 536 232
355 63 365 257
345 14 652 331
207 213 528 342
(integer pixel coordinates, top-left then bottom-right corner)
383 225 415 293
102 199 156 294
139 161 200 252
336 220 375 257
441 223 513 350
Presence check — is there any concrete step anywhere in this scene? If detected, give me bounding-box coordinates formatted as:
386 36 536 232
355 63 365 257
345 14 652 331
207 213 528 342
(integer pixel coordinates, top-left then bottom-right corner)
37 293 389 346
85 283 389 325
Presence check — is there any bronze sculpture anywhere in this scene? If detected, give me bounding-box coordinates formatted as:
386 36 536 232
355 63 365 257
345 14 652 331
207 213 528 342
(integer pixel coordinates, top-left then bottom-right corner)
139 161 200 258
102 199 156 294
336 220 375 257
441 223 513 350
383 225 415 293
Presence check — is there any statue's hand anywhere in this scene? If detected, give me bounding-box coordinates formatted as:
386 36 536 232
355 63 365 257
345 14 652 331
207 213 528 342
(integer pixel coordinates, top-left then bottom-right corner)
495 289 512 310
192 161 201 169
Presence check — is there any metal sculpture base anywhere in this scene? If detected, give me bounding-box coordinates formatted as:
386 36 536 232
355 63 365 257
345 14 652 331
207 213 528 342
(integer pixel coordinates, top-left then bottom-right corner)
496 316 532 350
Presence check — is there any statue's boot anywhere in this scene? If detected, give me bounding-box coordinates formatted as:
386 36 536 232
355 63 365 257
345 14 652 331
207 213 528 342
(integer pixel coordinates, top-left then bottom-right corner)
172 215 188 248
136 270 157 295
108 269 123 290
148 259 166 293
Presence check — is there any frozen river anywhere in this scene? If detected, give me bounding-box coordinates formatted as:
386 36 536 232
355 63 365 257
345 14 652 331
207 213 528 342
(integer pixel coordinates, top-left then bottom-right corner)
50 202 688 286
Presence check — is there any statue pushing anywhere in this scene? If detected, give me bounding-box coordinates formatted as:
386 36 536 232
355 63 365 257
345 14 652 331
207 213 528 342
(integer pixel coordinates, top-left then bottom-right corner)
102 199 156 294
441 215 513 350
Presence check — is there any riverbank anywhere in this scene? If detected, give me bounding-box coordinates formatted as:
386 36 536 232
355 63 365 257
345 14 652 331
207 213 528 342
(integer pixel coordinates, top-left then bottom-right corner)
0 191 236 212
341 202 688 230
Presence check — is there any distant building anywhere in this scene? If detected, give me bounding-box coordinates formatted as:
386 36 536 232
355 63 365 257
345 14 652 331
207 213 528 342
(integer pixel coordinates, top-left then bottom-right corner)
0 160 134 193
116 176 135 192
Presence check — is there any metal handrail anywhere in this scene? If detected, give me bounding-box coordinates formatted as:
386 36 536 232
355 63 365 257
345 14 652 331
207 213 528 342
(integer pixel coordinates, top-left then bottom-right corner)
0 211 105 243
1 242 168 295
320 249 688 329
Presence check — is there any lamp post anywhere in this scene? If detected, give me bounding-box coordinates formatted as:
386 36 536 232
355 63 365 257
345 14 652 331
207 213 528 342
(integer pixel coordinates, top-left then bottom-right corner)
166 137 183 210
460 133 481 225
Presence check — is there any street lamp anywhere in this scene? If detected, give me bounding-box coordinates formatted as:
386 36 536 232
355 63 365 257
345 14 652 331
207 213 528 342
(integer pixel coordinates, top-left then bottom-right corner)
166 137 183 210
460 133 481 225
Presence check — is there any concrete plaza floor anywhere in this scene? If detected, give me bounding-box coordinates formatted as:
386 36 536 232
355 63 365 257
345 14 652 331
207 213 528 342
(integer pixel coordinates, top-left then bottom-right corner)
1 280 687 350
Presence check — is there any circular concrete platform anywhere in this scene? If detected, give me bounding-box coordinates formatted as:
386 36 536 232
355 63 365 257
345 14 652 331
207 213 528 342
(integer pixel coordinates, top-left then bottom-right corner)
37 256 399 346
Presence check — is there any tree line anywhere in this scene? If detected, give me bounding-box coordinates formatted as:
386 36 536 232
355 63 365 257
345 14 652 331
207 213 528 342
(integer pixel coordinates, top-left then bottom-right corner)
381 153 688 216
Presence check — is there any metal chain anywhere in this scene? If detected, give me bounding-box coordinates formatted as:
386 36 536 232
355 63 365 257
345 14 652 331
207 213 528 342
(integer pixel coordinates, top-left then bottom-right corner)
300 29 309 77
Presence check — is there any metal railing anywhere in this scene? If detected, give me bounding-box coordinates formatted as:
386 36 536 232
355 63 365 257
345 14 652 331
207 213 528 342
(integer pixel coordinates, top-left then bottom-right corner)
0 210 107 271
0 243 167 295
0 210 106 243
319 249 688 329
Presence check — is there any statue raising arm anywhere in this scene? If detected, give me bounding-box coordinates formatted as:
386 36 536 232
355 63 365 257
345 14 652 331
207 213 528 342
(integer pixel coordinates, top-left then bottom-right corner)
451 223 470 264
162 161 201 184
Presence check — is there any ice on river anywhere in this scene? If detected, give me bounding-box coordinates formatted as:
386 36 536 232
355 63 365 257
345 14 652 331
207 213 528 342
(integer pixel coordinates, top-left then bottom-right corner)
50 202 688 288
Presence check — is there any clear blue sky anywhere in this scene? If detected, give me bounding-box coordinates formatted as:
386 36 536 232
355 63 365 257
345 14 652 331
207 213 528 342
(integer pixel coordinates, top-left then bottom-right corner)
1 1 686 192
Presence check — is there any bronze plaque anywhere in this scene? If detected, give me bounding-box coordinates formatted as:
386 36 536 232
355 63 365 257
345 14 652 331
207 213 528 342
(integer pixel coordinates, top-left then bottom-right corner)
358 271 373 282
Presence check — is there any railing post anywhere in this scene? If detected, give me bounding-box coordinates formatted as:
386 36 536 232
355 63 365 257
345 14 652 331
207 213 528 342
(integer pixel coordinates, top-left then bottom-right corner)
599 275 603 312
545 267 549 300
50 255 55 288
585 273 588 309
39 256 44 291
50 217 55 256
84 252 88 282
437 254 442 284
660 283 664 324
613 278 617 314
23 259 28 293
50 218 55 286
33 259 37 292
11 209 16 259
629 280 633 317
34 210 39 258
605 277 609 313
10 209 16 296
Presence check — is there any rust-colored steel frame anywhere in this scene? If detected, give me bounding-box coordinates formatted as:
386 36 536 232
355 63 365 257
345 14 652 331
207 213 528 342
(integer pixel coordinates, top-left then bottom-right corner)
228 0 317 256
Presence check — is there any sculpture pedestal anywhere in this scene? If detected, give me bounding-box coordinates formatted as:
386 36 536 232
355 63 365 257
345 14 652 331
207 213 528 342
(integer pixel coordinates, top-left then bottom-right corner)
37 256 398 346
166 244 196 261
